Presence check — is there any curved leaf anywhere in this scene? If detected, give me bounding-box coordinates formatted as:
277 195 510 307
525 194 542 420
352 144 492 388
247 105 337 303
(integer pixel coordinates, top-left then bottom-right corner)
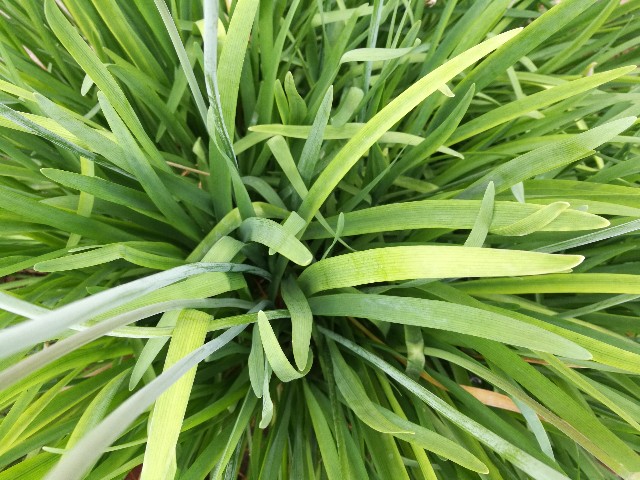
239 217 313 266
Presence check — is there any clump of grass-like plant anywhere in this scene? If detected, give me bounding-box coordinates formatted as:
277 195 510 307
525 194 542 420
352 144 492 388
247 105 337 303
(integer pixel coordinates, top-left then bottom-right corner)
0 0 639 479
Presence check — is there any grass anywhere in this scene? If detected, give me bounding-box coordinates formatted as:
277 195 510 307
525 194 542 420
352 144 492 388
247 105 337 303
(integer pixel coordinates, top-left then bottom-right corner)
0 0 639 478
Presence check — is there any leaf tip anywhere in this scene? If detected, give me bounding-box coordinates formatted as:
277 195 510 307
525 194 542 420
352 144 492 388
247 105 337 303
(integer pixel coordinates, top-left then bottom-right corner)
299 252 314 267
594 216 611 229
568 255 585 269
32 262 46 273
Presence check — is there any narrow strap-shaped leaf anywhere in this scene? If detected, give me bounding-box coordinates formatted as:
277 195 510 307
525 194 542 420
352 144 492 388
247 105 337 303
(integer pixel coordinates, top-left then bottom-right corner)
309 293 591 359
0 369 79 453
258 360 274 429
458 117 637 199
0 263 264 360
284 72 307 124
403 325 425 380
0 385 42 450
427 282 640 374
584 377 640 430
0 298 248 390
0 79 35 100
255 0 301 123
375 371 440 480
0 103 94 160
492 202 570 236
536 219 640 253
0 343 133 407
178 421 231 480
91 0 166 82
449 66 636 144
250 122 434 145
329 343 411 434
207 309 290 333
540 0 619 73
158 169 215 216
44 0 169 171
0 185 136 243
0 292 48 317
310 5 373 26
257 311 312 382
299 246 583 294
340 46 416 63
422 346 603 464
457 273 640 295
541 353 640 432
473 340 640 477
464 181 495 247
0 455 54 479
320 212 347 259
34 243 184 272
275 78 291 124
242 176 287 209
248 323 265 397
433 0 600 127
281 275 313 370
269 212 306 256
128 237 247 389
302 382 342 480
153 0 207 124
108 63 194 148
66 157 95 248
315 346 353 479
65 370 129 448
321 329 570 480
203 0 251 220
43 325 246 480
297 28 522 224
332 87 364 127
209 392 258 480
239 217 313 266
0 249 68 282
298 87 333 184
262 140 349 256
129 310 180 390
217 0 259 136
140 310 210 480
303 200 608 239
98 92 201 240
377 85 476 196
34 94 134 176
560 293 640 319
267 135 309 199
40 168 162 219
90 269 248 327
202 0 235 161
329 343 489 473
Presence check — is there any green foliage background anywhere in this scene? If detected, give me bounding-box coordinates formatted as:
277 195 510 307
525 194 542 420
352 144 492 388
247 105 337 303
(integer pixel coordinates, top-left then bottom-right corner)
0 0 639 479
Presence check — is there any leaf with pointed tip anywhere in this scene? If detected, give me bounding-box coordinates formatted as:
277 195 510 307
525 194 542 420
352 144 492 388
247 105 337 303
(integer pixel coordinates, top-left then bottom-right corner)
0 263 264 360
257 311 312 382
239 217 313 266
297 28 523 224
43 326 246 480
310 293 591 359
321 329 571 480
299 246 584 294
